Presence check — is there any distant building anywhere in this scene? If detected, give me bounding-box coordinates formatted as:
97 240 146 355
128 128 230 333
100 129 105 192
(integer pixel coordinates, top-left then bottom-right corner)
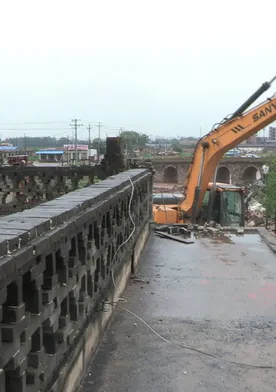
179 137 198 146
256 136 268 144
248 134 257 144
35 145 98 163
88 149 98 161
35 150 64 162
0 145 19 161
269 126 276 141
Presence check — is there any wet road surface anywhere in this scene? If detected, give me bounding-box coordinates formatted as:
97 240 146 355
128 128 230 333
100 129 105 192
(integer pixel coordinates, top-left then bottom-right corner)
81 233 276 391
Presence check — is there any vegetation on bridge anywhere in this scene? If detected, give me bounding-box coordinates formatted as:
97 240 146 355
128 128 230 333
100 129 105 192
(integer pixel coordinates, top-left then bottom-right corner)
263 155 276 231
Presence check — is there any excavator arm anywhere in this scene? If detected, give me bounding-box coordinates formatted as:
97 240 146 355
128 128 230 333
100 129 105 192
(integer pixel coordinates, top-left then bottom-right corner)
181 76 276 220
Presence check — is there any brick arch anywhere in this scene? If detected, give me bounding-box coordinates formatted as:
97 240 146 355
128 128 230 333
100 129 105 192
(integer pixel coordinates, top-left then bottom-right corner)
163 165 178 183
216 166 231 184
242 165 261 184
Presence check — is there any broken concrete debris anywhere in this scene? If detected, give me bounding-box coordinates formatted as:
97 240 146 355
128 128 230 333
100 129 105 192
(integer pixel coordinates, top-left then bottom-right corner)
154 224 194 244
246 198 265 227
154 222 245 244
155 230 194 244
154 224 191 236
206 227 219 234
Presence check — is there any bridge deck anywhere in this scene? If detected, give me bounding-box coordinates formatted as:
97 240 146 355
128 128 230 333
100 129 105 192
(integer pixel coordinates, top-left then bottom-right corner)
81 232 276 392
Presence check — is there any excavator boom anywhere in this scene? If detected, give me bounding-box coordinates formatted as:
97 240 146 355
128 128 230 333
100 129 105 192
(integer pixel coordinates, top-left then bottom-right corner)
181 77 276 220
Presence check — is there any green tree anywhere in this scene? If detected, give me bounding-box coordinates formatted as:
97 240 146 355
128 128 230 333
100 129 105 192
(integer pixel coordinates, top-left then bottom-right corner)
120 131 149 149
3 136 91 149
171 143 183 153
263 156 276 232
92 138 106 154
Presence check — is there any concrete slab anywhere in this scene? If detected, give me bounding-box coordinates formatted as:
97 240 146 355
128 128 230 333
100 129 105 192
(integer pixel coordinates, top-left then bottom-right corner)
81 232 276 392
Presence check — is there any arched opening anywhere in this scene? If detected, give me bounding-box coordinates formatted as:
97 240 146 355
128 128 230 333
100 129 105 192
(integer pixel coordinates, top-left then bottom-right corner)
216 166 231 184
163 166 178 183
242 166 259 184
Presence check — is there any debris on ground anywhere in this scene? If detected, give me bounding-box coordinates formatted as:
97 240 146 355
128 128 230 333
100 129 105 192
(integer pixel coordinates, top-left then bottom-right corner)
155 230 194 244
154 224 194 244
246 197 265 227
154 221 246 244
247 215 264 227
248 200 265 214
130 276 150 284
206 227 219 234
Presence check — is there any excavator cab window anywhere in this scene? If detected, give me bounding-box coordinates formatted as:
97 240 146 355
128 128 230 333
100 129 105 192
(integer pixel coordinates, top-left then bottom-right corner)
200 191 211 218
199 189 244 226
221 191 244 226
198 189 220 223
212 192 221 223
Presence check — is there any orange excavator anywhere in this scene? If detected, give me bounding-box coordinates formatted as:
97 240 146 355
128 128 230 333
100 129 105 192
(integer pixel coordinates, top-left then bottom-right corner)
153 75 276 226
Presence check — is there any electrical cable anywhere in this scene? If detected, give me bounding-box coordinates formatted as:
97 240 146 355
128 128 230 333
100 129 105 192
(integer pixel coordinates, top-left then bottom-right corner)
108 176 276 371
111 176 136 291
120 307 276 370
0 122 69 125
0 128 71 131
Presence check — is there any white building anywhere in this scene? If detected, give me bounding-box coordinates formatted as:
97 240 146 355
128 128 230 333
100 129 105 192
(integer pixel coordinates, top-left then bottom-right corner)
63 144 89 162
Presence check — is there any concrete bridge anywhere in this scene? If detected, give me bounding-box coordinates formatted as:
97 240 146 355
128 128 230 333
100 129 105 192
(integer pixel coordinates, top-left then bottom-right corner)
0 169 152 392
151 157 266 185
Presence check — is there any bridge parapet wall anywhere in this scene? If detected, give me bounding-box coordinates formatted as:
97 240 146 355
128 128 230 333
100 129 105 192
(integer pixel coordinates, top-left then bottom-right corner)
0 166 95 216
0 169 152 392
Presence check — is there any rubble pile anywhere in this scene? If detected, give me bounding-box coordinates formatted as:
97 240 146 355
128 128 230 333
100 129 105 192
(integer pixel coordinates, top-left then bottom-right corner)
154 223 194 244
154 221 244 244
247 198 265 227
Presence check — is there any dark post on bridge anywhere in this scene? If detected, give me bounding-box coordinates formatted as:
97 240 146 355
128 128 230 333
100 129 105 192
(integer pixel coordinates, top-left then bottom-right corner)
0 168 152 392
95 137 125 180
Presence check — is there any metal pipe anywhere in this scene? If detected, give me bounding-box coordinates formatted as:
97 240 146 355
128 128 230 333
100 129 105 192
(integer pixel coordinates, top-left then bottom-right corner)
197 146 207 186
206 166 218 222
229 75 276 120
192 145 207 223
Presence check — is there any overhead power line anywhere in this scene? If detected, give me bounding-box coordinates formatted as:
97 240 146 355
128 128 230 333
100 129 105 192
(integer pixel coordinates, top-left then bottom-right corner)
0 128 71 131
0 122 69 125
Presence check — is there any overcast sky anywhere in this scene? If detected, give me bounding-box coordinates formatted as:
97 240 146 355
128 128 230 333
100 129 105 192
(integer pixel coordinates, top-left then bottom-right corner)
0 0 275 140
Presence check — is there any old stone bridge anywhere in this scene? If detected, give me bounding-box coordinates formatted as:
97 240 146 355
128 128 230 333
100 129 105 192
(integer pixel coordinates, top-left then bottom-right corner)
151 157 266 185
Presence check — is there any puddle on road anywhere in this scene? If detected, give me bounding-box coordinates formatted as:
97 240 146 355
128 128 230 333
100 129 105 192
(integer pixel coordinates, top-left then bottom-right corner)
201 232 235 245
194 232 264 247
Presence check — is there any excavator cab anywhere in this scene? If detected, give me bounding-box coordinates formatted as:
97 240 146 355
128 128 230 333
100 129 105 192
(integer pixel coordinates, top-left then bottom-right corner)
153 183 245 226
199 183 245 226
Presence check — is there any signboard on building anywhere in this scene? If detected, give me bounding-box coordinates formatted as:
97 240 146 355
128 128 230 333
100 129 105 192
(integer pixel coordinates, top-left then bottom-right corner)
63 144 88 151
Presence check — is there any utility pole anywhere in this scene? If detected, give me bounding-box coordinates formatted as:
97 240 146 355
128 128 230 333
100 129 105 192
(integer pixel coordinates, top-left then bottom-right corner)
67 135 69 165
70 119 82 165
87 123 92 165
24 134 27 154
95 122 103 162
88 123 92 148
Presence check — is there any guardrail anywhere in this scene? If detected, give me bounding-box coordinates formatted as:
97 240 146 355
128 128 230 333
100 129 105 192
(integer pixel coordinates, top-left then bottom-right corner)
0 166 95 216
0 168 152 392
